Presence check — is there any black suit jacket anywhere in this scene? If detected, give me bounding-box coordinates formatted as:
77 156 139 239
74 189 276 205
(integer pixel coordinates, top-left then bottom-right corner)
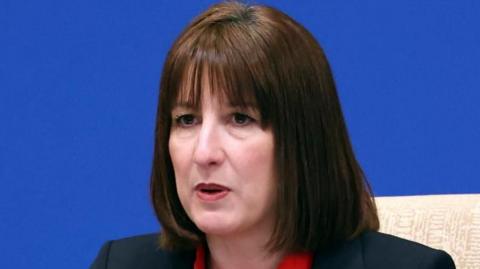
90 231 455 269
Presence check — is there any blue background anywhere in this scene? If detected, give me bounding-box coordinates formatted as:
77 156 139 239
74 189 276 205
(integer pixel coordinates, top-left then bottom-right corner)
1 1 479 268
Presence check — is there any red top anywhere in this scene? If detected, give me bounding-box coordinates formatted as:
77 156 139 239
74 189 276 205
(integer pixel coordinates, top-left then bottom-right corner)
193 246 313 269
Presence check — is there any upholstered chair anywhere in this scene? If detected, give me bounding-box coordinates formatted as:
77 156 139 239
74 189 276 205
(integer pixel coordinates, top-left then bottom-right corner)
376 194 480 269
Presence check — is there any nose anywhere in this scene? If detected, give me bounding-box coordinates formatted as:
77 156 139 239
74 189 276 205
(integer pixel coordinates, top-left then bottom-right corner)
192 120 225 169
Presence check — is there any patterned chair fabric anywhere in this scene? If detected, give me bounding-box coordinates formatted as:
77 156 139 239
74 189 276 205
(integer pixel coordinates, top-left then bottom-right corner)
376 194 480 269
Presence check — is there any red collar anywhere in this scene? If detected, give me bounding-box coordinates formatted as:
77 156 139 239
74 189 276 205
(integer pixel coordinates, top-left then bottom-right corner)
193 246 313 269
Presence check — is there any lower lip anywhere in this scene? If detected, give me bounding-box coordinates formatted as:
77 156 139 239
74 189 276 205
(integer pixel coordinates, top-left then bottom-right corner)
196 190 229 202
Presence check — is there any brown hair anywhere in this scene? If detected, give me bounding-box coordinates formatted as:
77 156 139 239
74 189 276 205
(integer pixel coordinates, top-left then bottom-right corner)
150 1 379 253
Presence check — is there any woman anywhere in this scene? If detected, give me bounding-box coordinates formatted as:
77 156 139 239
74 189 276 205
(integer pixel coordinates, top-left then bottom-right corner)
91 1 455 268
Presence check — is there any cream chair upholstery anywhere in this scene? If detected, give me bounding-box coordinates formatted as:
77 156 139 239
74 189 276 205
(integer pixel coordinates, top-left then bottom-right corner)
375 194 480 269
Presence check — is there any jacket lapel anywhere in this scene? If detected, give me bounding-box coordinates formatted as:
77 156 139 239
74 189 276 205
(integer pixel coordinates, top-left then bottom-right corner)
312 238 364 269
163 249 196 269
162 237 364 269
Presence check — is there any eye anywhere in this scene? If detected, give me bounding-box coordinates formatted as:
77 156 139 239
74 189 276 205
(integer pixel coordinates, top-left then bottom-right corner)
174 114 197 127
232 112 254 126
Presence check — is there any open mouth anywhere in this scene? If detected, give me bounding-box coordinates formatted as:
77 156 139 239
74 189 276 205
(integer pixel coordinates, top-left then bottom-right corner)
201 188 223 194
196 183 230 192
195 183 230 201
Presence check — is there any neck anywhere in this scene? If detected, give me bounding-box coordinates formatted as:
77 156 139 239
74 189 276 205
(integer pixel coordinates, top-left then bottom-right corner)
206 231 284 269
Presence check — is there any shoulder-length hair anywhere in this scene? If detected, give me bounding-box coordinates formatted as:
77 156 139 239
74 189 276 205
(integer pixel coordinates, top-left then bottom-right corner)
151 1 379 253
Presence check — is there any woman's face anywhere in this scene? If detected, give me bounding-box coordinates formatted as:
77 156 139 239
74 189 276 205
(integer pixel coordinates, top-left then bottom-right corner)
168 86 276 239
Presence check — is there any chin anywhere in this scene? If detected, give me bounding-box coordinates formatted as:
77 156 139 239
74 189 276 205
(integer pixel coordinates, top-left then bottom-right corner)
193 213 238 236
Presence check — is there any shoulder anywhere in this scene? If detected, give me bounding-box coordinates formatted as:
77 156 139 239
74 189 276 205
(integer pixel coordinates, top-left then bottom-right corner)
313 231 455 269
89 233 195 269
359 231 455 269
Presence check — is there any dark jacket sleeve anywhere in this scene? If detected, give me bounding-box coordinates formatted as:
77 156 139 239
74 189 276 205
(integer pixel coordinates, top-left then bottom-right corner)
87 234 194 269
361 232 456 269
420 249 456 269
90 241 113 269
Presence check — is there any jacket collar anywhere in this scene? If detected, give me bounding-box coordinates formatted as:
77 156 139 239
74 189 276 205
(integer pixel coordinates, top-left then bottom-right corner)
312 237 363 269
163 237 363 269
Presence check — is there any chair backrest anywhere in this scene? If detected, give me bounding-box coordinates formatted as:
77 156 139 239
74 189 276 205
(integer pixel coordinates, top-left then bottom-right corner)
375 194 480 269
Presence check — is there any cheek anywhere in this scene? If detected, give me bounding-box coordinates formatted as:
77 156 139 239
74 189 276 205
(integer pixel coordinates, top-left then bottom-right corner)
169 138 194 216
168 138 191 195
168 138 190 176
239 143 277 222
242 150 274 176
239 136 274 173
235 137 276 193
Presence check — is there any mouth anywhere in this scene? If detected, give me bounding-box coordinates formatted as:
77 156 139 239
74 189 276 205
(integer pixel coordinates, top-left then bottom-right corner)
194 183 230 202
